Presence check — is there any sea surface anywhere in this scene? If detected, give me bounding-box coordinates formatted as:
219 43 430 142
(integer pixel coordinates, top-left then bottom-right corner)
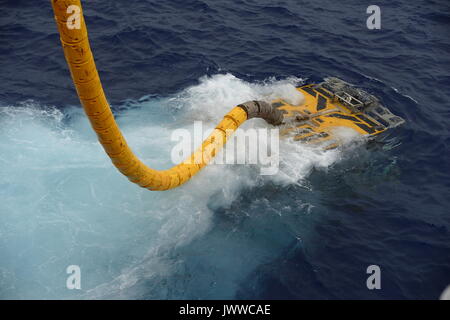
0 0 449 299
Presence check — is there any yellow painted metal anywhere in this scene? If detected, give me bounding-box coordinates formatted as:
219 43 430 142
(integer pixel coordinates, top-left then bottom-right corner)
276 85 386 148
51 0 248 191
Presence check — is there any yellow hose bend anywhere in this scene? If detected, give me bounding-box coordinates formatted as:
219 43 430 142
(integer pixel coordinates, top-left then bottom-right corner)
51 0 280 191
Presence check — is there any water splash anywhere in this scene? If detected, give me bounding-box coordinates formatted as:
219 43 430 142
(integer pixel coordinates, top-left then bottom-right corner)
0 74 361 299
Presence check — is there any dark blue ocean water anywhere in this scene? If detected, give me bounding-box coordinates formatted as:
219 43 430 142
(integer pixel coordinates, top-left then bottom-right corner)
0 0 449 299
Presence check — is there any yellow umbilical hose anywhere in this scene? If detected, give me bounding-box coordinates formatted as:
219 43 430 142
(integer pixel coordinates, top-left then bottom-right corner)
51 0 282 191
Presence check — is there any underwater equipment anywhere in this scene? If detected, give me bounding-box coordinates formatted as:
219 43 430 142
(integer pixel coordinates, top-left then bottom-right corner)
51 0 404 191
278 78 405 149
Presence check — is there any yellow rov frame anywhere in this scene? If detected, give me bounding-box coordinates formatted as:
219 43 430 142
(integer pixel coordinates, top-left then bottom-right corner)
51 0 404 191
275 78 404 150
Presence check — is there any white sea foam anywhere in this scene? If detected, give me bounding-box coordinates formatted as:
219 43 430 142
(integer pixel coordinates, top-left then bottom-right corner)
0 74 362 299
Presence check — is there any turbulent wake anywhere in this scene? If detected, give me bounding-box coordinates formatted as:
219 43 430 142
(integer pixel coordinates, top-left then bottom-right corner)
0 74 362 299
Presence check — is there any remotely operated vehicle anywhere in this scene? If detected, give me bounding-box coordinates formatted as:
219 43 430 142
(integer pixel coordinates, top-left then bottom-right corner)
273 77 405 149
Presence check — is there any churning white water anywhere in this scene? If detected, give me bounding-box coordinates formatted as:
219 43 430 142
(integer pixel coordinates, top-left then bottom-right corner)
0 74 361 299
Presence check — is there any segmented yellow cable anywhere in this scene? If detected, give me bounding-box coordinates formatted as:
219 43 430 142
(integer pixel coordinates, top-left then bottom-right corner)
51 0 249 191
